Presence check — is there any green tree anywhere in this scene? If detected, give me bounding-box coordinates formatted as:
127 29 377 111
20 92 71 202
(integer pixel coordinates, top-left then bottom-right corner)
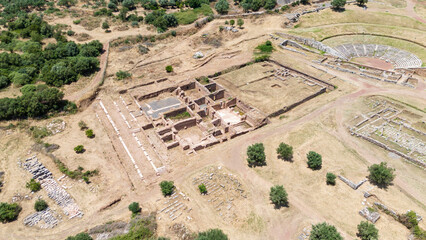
34 199 48 212
66 232 93 240
26 179 41 192
122 0 136 9
251 0 264 11
85 129 94 138
187 0 203 8
367 162 395 187
269 185 288 208
326 172 336 185
102 21 110 29
357 221 379 240
230 19 235 26
264 0 277 10
160 181 175 196
74 145 85 154
128 202 141 214
310 222 343 240
198 184 207 194
356 0 368 5
215 0 230 14
237 18 244 28
331 0 346 9
276 142 293 161
196 229 228 240
165 65 173 72
247 143 266 167
0 202 22 223
307 151 322 170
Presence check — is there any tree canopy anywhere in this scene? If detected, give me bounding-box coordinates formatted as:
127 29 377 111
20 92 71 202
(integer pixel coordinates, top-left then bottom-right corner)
357 221 379 240
0 85 74 120
160 181 175 196
269 185 288 208
310 222 343 240
276 142 293 161
0 202 22 223
331 0 346 9
247 143 266 167
128 202 141 214
66 233 93 240
367 162 395 187
215 0 230 14
34 199 48 212
307 151 322 170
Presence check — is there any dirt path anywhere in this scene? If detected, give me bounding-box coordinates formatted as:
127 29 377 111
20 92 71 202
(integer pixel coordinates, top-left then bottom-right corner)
65 42 109 105
406 0 426 23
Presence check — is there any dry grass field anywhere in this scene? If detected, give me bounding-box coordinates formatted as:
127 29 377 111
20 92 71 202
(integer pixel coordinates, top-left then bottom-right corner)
0 0 425 239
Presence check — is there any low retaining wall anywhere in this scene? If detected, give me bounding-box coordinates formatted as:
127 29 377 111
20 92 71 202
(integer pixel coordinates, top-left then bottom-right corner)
268 87 326 117
350 130 426 168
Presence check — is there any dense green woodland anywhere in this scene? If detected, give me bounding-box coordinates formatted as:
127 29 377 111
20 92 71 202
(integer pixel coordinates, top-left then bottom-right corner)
0 10 103 120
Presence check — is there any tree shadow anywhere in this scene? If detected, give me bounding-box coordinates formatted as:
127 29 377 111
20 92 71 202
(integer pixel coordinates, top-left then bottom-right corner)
277 155 293 162
331 7 346 12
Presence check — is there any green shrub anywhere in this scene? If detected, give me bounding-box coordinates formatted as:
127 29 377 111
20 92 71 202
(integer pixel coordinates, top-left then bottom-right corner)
269 185 288 208
165 65 173 72
254 55 270 62
66 232 93 240
256 40 274 53
102 21 110 29
326 172 336 185
171 30 177 36
85 129 94 138
116 70 132 80
281 5 290 11
128 202 141 214
79 121 88 130
73 19 81 24
230 19 235 25
74 145 85 153
307 151 322 170
276 142 293 161
34 199 48 212
247 143 266 167
160 181 175 196
196 229 228 240
26 179 41 192
0 202 22 223
198 184 207 194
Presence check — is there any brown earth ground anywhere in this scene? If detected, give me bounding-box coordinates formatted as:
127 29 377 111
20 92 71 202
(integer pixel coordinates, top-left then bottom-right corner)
0 1 425 240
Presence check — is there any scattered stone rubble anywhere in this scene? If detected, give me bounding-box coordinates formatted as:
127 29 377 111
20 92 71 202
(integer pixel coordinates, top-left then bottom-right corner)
23 207 61 229
192 166 247 223
20 155 83 219
46 119 66 135
158 190 191 222
359 207 381 223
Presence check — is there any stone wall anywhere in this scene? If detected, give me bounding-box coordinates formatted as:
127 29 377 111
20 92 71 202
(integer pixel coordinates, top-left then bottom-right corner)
350 130 426 168
268 87 326 117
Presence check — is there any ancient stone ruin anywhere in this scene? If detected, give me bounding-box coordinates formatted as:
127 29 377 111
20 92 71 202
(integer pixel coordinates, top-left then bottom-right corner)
20 155 83 219
359 207 381 223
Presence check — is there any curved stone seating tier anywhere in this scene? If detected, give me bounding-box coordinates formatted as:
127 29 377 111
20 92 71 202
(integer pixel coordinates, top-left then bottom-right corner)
333 43 422 69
